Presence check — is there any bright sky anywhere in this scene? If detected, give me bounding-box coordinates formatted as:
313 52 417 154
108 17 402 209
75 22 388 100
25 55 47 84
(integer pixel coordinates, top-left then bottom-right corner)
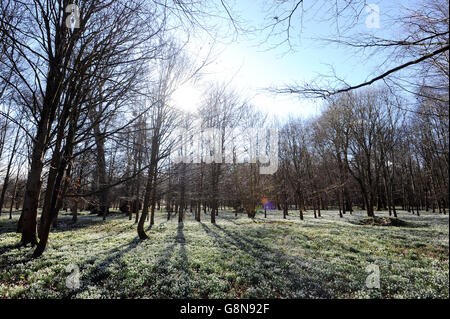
171 0 405 121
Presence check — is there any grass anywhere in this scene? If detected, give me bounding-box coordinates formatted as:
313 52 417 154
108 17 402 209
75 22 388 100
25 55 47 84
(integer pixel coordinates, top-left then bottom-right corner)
0 208 448 299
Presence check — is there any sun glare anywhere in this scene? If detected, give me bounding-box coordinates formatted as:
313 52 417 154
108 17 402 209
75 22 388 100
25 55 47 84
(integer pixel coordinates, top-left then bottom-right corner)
171 83 203 112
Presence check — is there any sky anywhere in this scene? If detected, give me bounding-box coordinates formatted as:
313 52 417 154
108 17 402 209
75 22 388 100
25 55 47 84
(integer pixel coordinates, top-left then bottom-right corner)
171 0 406 122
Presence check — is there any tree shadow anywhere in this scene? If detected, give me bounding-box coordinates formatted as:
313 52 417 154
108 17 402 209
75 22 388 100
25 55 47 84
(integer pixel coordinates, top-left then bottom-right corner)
201 222 335 298
51 213 129 233
0 216 18 236
71 236 142 297
0 213 133 255
0 242 23 256
148 222 191 298
0 212 131 237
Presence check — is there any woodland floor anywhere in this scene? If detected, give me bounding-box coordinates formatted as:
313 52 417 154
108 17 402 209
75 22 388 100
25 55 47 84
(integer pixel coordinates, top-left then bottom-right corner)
0 208 448 298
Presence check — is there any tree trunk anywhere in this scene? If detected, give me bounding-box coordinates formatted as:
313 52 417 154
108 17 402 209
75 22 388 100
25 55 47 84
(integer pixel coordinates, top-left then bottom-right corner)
9 166 21 220
72 200 78 223
0 126 20 212
150 174 157 226
138 162 155 239
92 103 109 221
18 112 51 245
33 112 76 257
